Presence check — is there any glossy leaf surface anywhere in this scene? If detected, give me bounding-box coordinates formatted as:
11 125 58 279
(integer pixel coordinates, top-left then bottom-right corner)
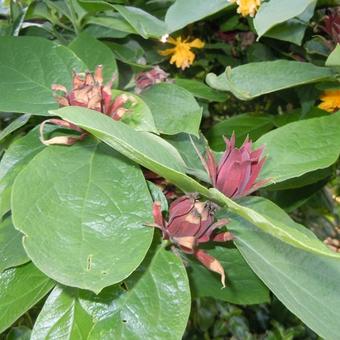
88 246 191 340
228 196 340 340
254 0 316 38
0 263 54 333
206 60 334 100
140 83 202 136
255 112 340 184
0 37 85 115
12 139 154 293
0 217 29 272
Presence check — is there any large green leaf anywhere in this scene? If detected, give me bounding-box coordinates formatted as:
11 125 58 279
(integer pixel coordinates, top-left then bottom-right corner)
52 107 340 258
206 60 334 100
69 32 118 86
112 5 167 39
140 83 202 136
254 0 316 39
165 0 231 33
88 245 191 340
12 139 154 293
0 36 85 115
0 262 54 333
52 106 209 195
0 126 47 218
0 217 29 273
263 1 317 45
187 246 269 305
206 114 274 151
255 112 340 184
31 286 94 340
228 196 340 340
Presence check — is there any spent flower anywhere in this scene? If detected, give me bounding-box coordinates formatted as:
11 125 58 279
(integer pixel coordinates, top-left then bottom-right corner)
152 194 232 287
40 65 136 145
159 36 205 70
135 66 170 94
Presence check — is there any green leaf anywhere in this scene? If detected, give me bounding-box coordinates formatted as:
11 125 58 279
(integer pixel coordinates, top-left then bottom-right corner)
206 114 274 151
11 139 154 293
69 32 118 86
0 262 54 333
263 1 316 45
174 78 228 102
187 246 270 305
112 5 167 39
0 114 30 143
52 106 210 195
164 133 209 182
255 112 340 184
228 196 340 340
0 126 47 218
254 0 316 39
165 0 231 33
84 15 137 35
110 89 157 133
88 245 191 340
0 217 29 272
0 36 85 116
209 188 340 258
206 60 334 100
326 43 340 67
140 83 202 136
31 286 94 340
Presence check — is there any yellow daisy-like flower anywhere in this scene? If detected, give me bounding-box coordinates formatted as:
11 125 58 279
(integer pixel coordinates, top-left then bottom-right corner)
318 89 340 112
229 0 261 17
159 36 205 70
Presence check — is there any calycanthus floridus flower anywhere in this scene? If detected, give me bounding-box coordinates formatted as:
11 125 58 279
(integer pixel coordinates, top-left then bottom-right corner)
318 89 340 112
134 66 170 94
40 65 136 145
229 0 261 17
152 194 233 287
159 36 205 70
202 134 268 199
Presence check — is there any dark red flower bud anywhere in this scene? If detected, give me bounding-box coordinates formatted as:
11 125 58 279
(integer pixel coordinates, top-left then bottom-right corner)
205 133 268 199
152 194 232 287
135 66 169 94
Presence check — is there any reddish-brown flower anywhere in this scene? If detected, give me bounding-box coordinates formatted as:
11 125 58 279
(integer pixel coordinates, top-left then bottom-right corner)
135 66 169 94
204 134 268 199
320 7 340 45
152 194 233 287
40 65 136 145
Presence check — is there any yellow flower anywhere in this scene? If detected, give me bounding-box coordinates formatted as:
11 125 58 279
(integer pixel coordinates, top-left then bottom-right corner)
318 89 340 112
229 0 261 17
159 36 205 70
